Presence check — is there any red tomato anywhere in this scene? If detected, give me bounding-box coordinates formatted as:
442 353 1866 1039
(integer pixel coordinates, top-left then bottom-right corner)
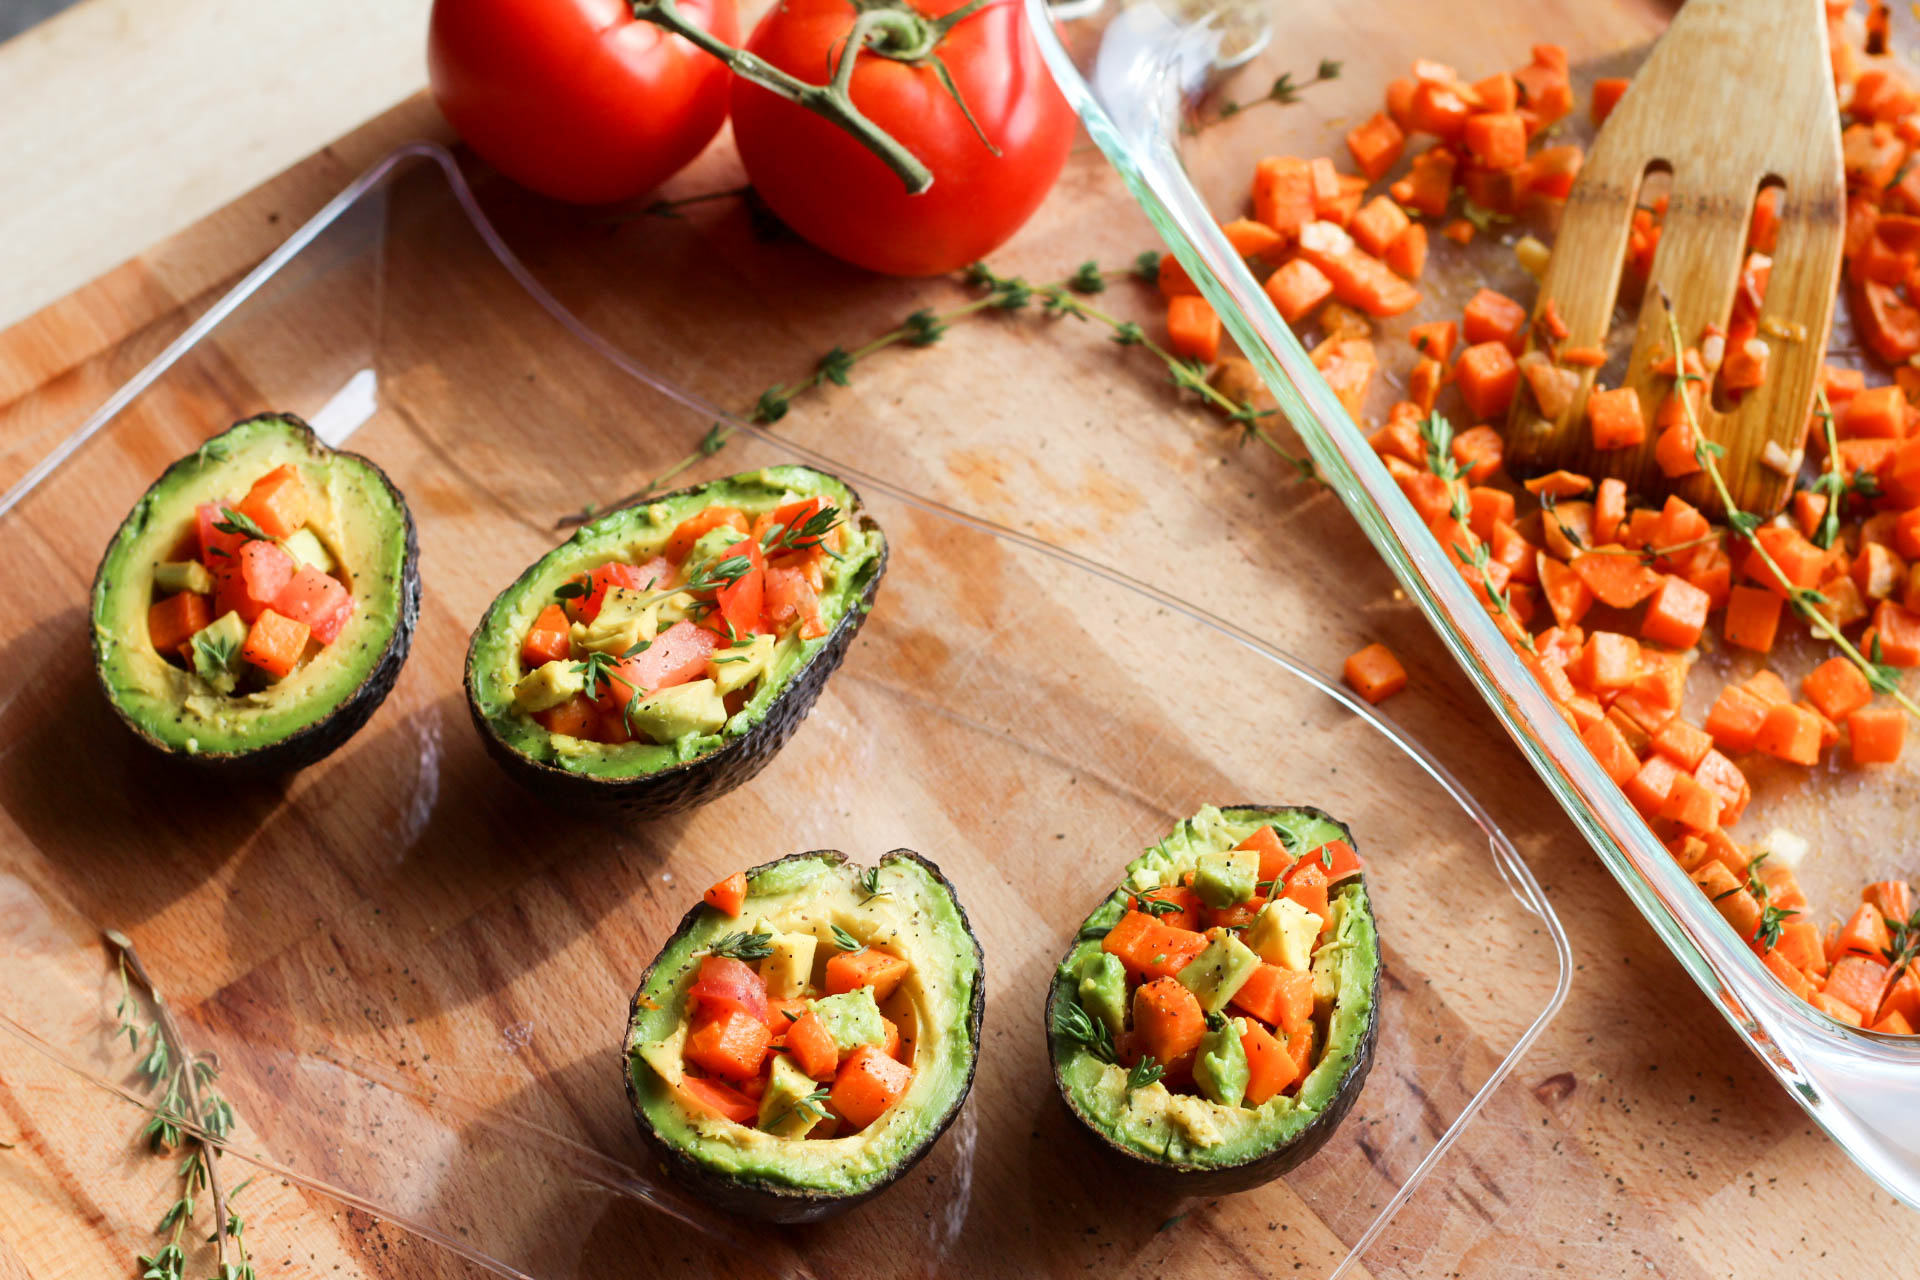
688 955 769 1024
729 0 1076 275
713 539 766 637
595 620 719 709
570 557 671 624
427 0 739 205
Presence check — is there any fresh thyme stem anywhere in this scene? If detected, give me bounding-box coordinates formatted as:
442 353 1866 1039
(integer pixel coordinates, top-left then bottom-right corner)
1024 279 1317 484
1659 305 1920 723
109 930 237 1279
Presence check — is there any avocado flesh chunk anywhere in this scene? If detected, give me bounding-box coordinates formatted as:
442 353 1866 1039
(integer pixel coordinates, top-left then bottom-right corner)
1192 847 1259 910
1177 933 1261 1014
154 560 213 595
513 661 584 714
708 633 775 696
1195 1018 1251 1108
469 467 885 781
1075 951 1127 1037
626 852 981 1203
188 611 247 694
758 1054 825 1138
282 526 334 573
1245 898 1321 972
624 679 728 746
91 415 411 756
756 920 817 1000
1053 805 1379 1171
811 987 887 1055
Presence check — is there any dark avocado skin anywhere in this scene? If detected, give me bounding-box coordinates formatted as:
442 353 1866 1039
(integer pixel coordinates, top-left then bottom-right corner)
625 848 986 1223
89 413 421 777
465 475 886 819
1045 804 1382 1196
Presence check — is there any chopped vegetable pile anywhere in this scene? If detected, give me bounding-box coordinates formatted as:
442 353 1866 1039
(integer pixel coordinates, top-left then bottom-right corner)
667 870 917 1136
148 464 354 690
1165 4 1919 1034
1069 826 1366 1109
514 496 841 745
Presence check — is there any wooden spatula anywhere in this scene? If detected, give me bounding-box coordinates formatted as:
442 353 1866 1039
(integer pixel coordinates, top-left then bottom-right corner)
1503 0 1845 518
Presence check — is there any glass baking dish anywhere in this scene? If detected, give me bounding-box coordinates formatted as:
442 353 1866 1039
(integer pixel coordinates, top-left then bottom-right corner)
1026 0 1920 1207
0 145 1576 1279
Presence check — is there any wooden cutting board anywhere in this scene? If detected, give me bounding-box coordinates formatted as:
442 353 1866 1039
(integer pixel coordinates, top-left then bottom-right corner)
0 10 1913 1279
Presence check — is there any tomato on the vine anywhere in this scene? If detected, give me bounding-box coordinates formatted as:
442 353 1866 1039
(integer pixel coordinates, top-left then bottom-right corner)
428 0 738 205
729 0 1077 276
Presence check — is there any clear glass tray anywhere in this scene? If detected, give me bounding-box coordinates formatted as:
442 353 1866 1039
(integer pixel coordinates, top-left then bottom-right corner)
1026 0 1920 1208
0 146 1571 1278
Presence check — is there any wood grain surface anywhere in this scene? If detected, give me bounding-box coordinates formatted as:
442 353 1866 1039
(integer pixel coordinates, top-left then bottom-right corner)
0 4 1913 1279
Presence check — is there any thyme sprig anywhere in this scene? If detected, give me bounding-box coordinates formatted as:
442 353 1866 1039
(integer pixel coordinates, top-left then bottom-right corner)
561 255 1322 526
1128 890 1182 918
706 931 775 961
1200 58 1343 126
107 931 251 1280
999 264 1319 484
829 923 865 953
1660 304 1920 723
1428 412 1534 652
761 505 844 558
766 1086 832 1131
857 866 889 906
210 507 268 544
1125 1055 1164 1094
559 276 1064 525
1055 998 1118 1064
1883 908 1920 988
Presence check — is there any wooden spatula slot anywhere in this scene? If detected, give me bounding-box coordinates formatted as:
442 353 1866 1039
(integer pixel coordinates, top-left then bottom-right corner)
1503 0 1845 520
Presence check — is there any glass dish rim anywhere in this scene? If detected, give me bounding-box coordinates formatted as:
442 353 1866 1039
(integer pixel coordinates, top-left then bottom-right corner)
1021 0 1920 1212
0 140 1578 1276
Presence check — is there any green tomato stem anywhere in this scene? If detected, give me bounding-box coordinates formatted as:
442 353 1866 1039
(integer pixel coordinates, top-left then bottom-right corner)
627 0 936 194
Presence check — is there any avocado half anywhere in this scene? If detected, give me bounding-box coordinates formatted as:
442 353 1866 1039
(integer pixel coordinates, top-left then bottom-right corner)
89 413 420 775
463 466 886 817
624 849 985 1222
1045 805 1382 1195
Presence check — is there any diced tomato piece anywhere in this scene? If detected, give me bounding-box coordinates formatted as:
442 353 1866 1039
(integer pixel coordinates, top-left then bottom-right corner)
786 1010 839 1080
1101 910 1208 981
214 538 297 625
703 871 748 917
196 502 249 568
765 565 826 639
592 620 719 710
675 1074 758 1124
236 464 309 539
522 603 572 667
535 693 599 738
665 506 751 563
568 557 671 624
148 592 211 655
824 947 912 1001
684 1008 772 1082
688 955 770 1025
1240 1019 1298 1105
712 539 766 638
271 565 354 645
831 1044 912 1130
240 608 310 678
1281 858 1329 923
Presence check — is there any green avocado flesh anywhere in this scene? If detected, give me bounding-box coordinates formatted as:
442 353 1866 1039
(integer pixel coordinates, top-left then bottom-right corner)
469 467 884 780
1052 805 1378 1169
90 416 411 755
627 854 980 1198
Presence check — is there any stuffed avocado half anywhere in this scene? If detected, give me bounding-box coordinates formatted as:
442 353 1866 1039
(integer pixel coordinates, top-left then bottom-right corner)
90 413 419 773
624 850 984 1222
1047 804 1380 1194
465 466 885 816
